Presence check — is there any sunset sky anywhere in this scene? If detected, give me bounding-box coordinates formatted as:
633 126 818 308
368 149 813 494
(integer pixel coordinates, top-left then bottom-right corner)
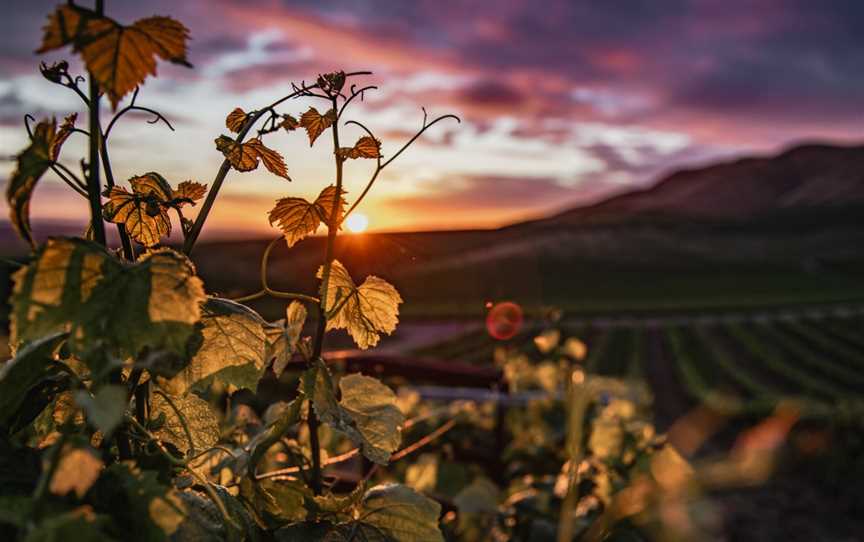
1 0 863 238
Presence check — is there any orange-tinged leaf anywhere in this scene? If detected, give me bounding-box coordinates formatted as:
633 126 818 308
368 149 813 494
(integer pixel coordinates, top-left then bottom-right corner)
172 181 207 206
225 107 247 133
269 196 319 249
300 107 336 146
6 117 70 248
50 113 77 160
103 186 171 247
246 139 290 180
37 5 192 109
215 135 258 172
318 260 402 349
338 136 381 160
269 185 345 247
314 185 347 227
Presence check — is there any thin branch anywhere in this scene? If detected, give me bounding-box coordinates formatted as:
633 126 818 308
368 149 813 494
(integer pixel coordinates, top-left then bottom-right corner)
338 85 377 119
183 72 374 254
342 112 460 221
255 417 459 480
260 236 320 304
104 87 174 139
230 289 267 303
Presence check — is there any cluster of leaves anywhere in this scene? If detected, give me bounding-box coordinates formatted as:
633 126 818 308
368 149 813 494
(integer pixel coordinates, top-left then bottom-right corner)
0 3 456 542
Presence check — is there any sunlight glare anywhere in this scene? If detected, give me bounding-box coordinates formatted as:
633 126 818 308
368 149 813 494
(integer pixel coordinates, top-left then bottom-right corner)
345 213 369 233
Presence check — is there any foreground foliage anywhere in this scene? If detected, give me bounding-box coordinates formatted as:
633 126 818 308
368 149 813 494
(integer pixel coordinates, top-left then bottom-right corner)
0 1 459 540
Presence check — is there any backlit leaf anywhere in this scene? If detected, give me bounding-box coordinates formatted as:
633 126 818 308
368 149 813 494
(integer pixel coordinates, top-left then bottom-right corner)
37 4 192 109
157 297 267 396
301 359 404 464
246 138 290 180
49 445 104 498
337 136 381 160
215 136 291 180
266 300 307 377
318 260 402 350
150 392 219 455
215 135 258 171
299 107 336 146
269 185 345 248
10 238 204 365
103 186 171 247
225 107 247 133
360 484 444 542
172 180 207 207
6 117 73 248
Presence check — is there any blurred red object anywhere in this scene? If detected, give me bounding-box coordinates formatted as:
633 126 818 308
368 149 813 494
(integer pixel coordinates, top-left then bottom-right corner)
486 301 524 340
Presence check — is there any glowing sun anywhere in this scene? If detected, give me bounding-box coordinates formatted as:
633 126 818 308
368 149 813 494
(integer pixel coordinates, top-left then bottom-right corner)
345 213 369 233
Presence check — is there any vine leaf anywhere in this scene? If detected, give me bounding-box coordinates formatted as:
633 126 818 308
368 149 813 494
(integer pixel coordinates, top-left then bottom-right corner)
50 445 105 499
225 107 248 133
10 238 204 367
240 477 311 528
246 139 290 180
150 392 219 455
172 181 207 207
37 4 192 109
299 107 336 146
265 300 307 377
157 298 268 396
359 484 444 542
104 173 207 246
337 136 381 160
302 359 404 464
280 114 299 131
6 116 76 248
0 332 67 432
317 71 346 94
269 185 346 248
215 136 291 180
74 385 127 437
318 260 402 350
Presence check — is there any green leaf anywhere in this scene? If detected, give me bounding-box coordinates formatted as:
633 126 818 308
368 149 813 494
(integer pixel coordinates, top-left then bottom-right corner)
360 483 444 542
6 116 75 249
248 397 303 479
0 332 67 432
149 392 219 455
301 360 404 465
157 297 268 396
9 238 205 369
74 385 127 437
240 477 311 528
89 463 188 542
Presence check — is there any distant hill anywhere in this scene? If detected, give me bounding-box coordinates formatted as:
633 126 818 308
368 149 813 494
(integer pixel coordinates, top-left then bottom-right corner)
516 143 864 229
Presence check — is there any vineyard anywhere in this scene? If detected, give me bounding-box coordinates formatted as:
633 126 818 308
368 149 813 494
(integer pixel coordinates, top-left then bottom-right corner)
412 308 864 427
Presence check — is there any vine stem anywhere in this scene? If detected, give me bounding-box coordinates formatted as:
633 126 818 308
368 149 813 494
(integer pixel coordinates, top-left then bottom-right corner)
86 3 106 246
181 71 372 256
303 93 346 495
